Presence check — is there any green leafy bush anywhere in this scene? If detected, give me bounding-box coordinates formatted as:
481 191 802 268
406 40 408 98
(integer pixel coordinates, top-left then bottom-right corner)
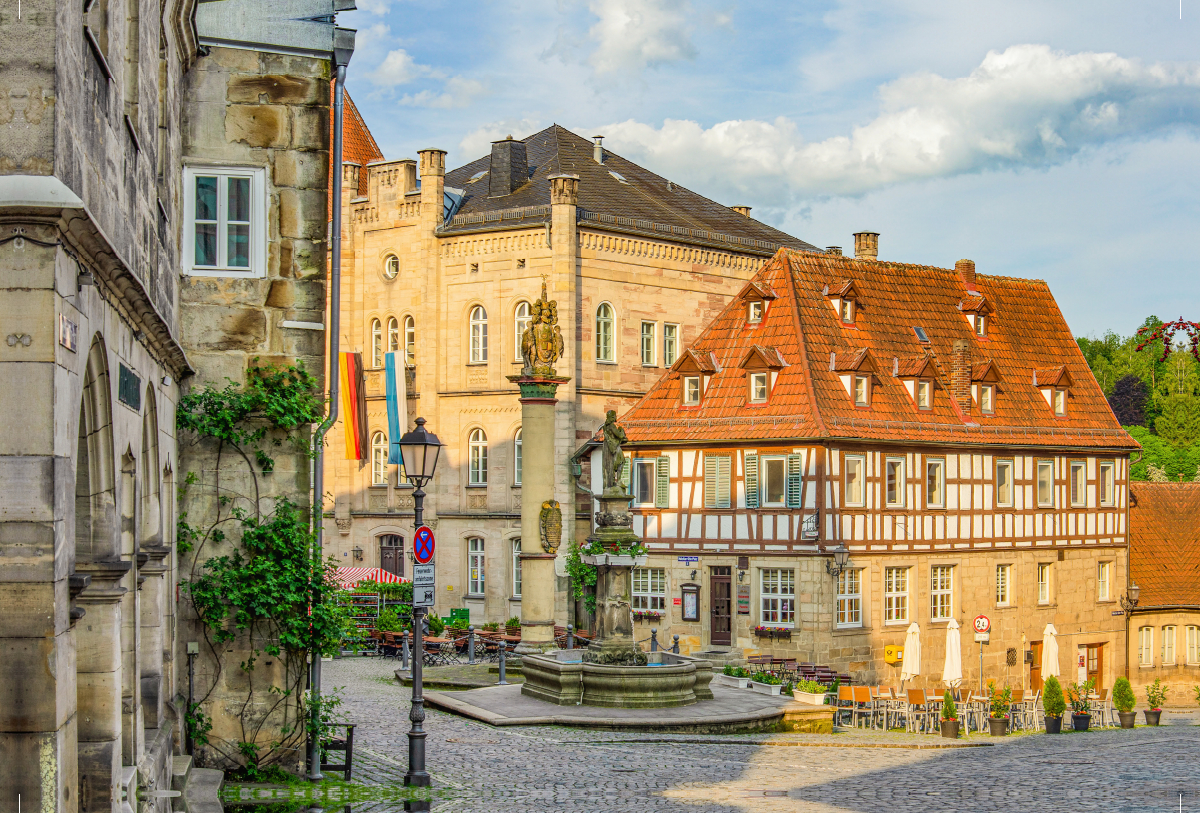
1067 678 1095 715
482 621 500 631
941 690 957 721
426 614 445 636
375 608 407 632
1042 675 1066 718
1146 678 1168 710
721 664 750 678
987 680 1012 719
1112 677 1136 713
795 679 825 694
756 673 783 685
506 616 522 628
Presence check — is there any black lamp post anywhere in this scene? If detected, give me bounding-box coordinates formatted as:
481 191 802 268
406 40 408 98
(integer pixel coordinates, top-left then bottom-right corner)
825 543 851 578
396 417 442 788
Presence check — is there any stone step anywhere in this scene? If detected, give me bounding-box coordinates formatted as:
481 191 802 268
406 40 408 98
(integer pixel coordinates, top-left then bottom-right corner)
170 755 193 792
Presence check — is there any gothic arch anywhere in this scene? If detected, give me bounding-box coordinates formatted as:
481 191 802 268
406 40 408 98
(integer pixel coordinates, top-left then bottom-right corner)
75 336 116 563
140 386 162 547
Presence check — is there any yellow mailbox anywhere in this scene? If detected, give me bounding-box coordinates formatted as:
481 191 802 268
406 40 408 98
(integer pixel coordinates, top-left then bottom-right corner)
884 645 904 665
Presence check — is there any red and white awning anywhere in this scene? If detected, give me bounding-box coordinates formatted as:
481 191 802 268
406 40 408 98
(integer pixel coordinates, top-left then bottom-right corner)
333 567 409 590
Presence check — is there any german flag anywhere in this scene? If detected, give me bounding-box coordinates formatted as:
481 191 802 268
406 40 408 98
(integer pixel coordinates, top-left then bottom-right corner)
340 352 368 459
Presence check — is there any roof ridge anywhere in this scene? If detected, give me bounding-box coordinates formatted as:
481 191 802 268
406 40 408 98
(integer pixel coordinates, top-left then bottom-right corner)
784 252 829 438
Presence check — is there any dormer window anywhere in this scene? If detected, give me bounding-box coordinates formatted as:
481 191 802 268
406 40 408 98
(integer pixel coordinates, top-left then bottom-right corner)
916 380 932 410
1053 388 1066 416
959 294 992 338
980 384 995 414
854 375 869 406
683 376 701 405
672 349 720 407
748 301 764 324
840 299 854 324
974 314 987 337
1035 366 1072 418
750 372 769 403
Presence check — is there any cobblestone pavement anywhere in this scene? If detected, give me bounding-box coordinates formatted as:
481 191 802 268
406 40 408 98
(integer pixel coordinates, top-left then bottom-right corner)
323 656 1200 813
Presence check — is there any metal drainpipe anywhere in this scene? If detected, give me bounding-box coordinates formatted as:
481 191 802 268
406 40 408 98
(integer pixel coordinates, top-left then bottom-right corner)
308 55 348 782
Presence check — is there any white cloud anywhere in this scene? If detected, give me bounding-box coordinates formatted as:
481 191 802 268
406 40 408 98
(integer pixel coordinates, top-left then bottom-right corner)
459 118 545 158
399 78 487 110
587 0 697 74
592 45 1200 201
355 0 391 14
368 48 436 86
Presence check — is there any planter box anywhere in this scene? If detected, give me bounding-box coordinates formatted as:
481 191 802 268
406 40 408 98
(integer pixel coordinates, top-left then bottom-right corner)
713 673 750 689
750 681 783 696
581 553 649 567
792 690 826 706
753 629 792 640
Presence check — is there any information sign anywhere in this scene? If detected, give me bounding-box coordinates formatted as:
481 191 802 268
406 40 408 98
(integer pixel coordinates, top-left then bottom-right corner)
974 631 990 643
413 563 436 607
736 584 750 615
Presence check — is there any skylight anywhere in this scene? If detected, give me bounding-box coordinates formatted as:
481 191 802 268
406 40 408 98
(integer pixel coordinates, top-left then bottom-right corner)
913 326 929 342
468 170 488 183
609 170 629 184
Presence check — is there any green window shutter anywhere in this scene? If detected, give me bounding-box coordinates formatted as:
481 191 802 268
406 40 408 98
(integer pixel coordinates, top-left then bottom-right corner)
786 454 803 508
744 453 759 509
655 456 670 509
620 457 631 495
704 455 718 509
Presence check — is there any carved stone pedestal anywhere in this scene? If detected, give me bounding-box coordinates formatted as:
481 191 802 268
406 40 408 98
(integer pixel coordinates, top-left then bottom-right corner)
582 488 647 663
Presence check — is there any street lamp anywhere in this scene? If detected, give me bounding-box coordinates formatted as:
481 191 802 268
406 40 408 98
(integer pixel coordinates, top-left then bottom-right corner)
825 543 850 579
396 416 442 789
1120 582 1140 615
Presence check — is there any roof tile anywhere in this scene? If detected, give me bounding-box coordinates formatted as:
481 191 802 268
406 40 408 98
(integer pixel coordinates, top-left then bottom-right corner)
1129 483 1200 608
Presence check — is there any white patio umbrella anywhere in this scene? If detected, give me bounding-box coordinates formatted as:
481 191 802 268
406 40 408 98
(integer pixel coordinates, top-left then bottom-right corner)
1041 624 1060 679
900 622 922 684
942 619 963 688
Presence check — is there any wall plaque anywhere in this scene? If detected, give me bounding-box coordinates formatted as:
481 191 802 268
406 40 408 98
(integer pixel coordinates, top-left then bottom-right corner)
736 584 750 615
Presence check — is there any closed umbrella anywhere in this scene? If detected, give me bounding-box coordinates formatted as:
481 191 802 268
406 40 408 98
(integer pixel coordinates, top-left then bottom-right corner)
900 622 922 684
942 619 963 688
1041 624 1060 679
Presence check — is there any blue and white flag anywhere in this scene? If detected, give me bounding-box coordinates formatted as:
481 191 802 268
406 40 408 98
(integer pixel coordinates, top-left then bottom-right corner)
384 352 408 465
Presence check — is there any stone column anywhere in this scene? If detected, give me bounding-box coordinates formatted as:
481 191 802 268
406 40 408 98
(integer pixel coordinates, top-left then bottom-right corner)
139 546 170 730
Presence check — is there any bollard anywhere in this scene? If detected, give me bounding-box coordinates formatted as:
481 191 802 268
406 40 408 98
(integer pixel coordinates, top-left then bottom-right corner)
672 635 680 654
567 624 574 650
650 628 659 652
497 640 509 685
468 625 476 665
401 631 410 670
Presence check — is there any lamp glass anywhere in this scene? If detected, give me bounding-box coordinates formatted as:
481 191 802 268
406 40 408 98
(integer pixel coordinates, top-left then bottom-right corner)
397 417 443 484
833 544 850 569
1128 582 1140 603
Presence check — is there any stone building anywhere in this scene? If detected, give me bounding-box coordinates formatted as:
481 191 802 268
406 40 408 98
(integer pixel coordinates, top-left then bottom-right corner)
1126 482 1200 702
323 124 820 627
605 238 1139 693
0 0 353 807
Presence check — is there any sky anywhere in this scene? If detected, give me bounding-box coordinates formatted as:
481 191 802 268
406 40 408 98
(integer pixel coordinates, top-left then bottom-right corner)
337 0 1200 339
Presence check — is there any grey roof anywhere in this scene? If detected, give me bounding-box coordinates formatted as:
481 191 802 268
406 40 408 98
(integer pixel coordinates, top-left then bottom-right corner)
441 125 820 255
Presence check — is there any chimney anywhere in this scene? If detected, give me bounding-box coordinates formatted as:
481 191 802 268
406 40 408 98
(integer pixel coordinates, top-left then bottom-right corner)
488 135 528 197
731 206 752 217
853 231 879 260
951 339 972 411
825 246 842 256
956 259 976 289
593 135 605 164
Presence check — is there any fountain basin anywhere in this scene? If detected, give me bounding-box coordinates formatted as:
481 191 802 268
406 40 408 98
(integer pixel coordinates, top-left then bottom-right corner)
521 651 713 708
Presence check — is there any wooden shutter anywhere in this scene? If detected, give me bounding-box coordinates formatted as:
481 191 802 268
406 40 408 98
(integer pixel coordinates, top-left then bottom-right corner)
704 454 731 509
655 456 670 509
786 454 803 508
744 453 759 509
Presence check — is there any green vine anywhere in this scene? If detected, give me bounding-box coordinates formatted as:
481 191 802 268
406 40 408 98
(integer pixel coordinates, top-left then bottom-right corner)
565 539 598 616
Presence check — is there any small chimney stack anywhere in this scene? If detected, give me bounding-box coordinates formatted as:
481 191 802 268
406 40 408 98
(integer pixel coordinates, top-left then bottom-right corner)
956 259 976 289
951 339 972 411
593 135 605 164
731 205 752 217
853 231 879 260
488 135 528 197
825 246 842 256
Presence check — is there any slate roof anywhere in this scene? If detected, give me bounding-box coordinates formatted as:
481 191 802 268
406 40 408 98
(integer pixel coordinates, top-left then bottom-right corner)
617 248 1139 449
440 125 819 254
1129 483 1200 609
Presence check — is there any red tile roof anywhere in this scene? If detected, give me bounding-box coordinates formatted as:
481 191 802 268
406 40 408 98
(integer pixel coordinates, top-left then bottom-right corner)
1129 483 1200 608
329 88 385 212
619 248 1138 449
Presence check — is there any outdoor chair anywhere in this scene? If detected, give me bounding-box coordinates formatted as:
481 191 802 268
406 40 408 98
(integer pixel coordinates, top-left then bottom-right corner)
1009 689 1026 731
1093 688 1113 728
747 655 772 675
835 685 855 726
852 686 879 729
315 723 355 781
967 694 991 733
905 689 933 734
778 659 798 682
1025 689 1042 730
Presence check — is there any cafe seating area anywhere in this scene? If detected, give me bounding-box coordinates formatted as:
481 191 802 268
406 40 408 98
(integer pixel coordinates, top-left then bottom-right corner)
366 624 594 666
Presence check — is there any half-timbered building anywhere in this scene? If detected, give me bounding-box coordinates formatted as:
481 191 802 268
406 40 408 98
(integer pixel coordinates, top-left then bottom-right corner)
598 238 1140 692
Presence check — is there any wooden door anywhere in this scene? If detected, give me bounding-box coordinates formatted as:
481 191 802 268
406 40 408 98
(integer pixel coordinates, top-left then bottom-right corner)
379 534 404 577
710 566 732 646
1086 644 1104 694
1029 641 1043 692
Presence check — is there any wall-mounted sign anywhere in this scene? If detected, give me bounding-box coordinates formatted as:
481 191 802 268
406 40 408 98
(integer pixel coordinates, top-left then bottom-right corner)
673 597 682 606
736 584 750 615
58 315 77 353
681 584 699 621
677 556 698 564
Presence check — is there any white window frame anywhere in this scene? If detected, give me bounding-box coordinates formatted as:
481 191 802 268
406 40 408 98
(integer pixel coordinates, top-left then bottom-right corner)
371 318 384 367
1139 626 1153 667
916 380 931 410
839 299 854 324
995 564 1011 606
1037 562 1051 604
1037 460 1055 507
760 568 795 627
468 428 488 486
1099 461 1115 506
1098 561 1110 601
513 429 522 486
996 459 1013 508
885 457 905 508
844 454 865 508
632 567 666 611
641 321 656 366
980 383 995 414
663 323 679 366
930 565 953 620
370 431 388 486
1069 460 1087 507
387 316 400 353
632 458 656 507
182 165 267 278
975 314 986 336
853 375 869 406
469 306 488 364
596 303 615 362
383 253 400 280
468 537 485 596
683 376 700 406
926 459 945 508
836 568 862 628
404 315 416 365
747 301 764 324
1163 625 1176 665
761 456 787 508
511 538 522 598
884 566 908 624
1187 626 1200 665
749 372 768 403
514 301 531 360
1053 388 1067 416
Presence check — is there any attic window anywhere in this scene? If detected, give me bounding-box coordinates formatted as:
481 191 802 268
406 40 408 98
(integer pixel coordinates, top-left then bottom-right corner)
749 372 769 403
609 170 629 184
916 380 932 410
748 301 764 324
974 314 987 337
913 326 929 343
468 171 488 183
1053 388 1066 416
840 299 854 324
853 375 870 406
980 384 995 414
683 376 701 406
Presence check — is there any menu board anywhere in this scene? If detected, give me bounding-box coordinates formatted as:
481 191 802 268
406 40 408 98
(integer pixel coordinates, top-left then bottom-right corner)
682 588 699 621
736 584 750 615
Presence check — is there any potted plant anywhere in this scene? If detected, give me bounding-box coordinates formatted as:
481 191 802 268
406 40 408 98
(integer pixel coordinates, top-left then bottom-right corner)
750 672 784 696
505 616 522 636
1067 678 1094 731
940 691 960 739
987 680 1011 736
792 679 827 706
1145 678 1167 725
715 664 752 689
1042 675 1066 733
1112 677 1137 728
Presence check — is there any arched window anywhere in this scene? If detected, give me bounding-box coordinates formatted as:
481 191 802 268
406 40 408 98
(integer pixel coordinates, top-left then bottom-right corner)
371 318 383 367
383 254 400 279
371 431 388 485
387 316 399 353
513 428 523 486
469 428 488 485
596 303 614 362
404 316 416 365
469 305 488 363
514 301 531 360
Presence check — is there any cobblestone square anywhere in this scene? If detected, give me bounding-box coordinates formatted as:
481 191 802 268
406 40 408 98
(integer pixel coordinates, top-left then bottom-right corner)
322 656 1200 812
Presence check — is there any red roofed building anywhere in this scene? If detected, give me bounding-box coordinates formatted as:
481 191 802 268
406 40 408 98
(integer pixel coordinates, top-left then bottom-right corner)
591 240 1140 692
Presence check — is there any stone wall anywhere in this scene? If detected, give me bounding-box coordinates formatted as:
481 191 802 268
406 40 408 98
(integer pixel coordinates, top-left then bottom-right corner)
1125 609 1200 705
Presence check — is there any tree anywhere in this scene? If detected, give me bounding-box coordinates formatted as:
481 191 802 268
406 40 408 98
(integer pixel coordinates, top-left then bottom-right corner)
1108 374 1149 426
1155 394 1200 449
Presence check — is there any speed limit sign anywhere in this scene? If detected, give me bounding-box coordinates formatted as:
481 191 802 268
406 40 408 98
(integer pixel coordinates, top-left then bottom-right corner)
973 614 991 634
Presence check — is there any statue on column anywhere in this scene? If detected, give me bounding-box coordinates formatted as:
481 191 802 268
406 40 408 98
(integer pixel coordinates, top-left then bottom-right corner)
600 410 627 493
520 278 566 376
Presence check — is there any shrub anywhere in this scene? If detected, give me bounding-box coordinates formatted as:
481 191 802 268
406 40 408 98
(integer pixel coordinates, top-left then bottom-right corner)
795 679 825 694
1146 678 1168 710
1112 677 1136 713
941 690 957 721
1042 675 1066 718
481 621 499 631
426 614 445 636
1067 678 1094 715
988 680 1012 719
1193 685 1200 708
506 616 522 628
375 608 406 632
757 673 783 685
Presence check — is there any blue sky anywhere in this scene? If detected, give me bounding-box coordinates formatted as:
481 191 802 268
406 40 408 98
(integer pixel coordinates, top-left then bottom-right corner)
338 0 1200 338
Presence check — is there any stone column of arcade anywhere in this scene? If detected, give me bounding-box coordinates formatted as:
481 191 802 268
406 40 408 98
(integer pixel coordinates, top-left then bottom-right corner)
509 280 568 655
